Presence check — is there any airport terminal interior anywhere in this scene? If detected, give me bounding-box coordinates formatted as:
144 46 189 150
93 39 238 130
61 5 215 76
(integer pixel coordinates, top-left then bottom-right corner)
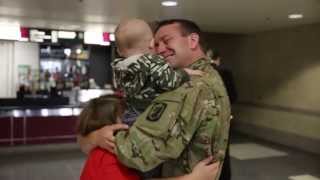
0 0 319 180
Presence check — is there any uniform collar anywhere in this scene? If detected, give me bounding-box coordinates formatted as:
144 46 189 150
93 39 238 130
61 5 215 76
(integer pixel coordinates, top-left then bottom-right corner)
112 53 144 69
188 57 211 70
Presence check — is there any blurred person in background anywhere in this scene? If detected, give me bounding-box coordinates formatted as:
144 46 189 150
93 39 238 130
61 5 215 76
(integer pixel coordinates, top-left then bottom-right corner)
207 49 237 180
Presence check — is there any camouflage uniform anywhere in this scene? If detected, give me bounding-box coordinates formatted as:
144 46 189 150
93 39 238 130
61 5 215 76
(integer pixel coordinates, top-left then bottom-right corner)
112 53 189 125
115 58 231 180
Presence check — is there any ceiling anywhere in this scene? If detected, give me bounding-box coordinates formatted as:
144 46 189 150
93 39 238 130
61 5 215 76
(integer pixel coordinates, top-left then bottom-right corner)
0 0 319 34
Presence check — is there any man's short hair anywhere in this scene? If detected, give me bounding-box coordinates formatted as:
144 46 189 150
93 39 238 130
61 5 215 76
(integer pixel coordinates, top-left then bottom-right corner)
154 19 205 50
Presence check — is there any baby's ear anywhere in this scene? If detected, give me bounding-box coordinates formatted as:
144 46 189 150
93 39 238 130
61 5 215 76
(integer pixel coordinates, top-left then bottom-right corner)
149 38 155 49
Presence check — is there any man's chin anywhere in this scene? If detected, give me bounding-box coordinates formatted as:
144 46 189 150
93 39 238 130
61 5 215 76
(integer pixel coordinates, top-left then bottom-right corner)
167 61 177 68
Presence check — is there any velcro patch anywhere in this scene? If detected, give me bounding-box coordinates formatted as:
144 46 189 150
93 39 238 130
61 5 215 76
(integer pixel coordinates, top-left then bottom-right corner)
147 102 167 122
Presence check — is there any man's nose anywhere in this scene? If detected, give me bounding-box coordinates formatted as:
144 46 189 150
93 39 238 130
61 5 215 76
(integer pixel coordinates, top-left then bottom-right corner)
155 42 166 55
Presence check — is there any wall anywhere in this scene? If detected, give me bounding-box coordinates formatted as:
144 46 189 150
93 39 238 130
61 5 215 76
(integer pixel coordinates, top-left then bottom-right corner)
0 41 15 98
205 23 320 154
0 41 39 98
89 45 113 88
13 41 40 96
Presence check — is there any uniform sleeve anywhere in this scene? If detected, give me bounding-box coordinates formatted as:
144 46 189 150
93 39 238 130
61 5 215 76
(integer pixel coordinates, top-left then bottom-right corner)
146 55 190 91
114 85 203 172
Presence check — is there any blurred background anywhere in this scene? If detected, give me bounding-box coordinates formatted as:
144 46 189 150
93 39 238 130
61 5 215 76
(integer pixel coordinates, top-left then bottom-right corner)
0 0 319 180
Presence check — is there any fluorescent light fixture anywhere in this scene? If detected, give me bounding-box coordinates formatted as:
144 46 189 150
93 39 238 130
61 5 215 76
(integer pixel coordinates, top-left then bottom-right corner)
58 31 77 39
161 1 178 7
288 14 303 19
0 23 21 40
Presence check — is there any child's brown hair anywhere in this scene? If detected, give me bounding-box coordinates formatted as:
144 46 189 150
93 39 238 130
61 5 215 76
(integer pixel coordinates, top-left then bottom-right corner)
77 94 125 136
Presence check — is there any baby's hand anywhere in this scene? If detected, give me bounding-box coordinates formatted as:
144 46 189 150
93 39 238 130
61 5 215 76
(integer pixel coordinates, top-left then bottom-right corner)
184 68 204 76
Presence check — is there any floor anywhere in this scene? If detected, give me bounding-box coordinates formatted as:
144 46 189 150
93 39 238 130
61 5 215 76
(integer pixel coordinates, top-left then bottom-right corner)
230 133 320 180
0 132 319 180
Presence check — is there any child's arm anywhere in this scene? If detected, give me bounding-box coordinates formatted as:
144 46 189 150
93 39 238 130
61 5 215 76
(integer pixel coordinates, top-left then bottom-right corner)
77 124 129 155
145 55 190 91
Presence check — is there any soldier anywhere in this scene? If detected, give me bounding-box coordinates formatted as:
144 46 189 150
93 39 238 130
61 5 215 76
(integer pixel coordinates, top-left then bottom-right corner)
78 19 231 180
78 95 220 180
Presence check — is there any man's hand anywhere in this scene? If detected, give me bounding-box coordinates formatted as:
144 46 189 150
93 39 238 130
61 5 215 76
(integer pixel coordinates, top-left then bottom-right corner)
184 68 204 76
96 124 129 153
189 156 220 180
151 156 220 180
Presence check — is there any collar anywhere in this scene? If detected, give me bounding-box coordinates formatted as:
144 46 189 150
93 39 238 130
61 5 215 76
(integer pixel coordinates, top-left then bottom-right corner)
187 57 211 70
112 53 144 69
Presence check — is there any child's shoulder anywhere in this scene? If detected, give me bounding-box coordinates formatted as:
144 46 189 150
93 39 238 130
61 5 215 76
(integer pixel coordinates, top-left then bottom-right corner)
112 54 143 69
139 53 166 64
89 147 118 164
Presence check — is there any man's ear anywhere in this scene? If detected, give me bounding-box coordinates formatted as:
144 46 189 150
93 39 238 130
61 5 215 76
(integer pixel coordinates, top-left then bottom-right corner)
188 33 200 50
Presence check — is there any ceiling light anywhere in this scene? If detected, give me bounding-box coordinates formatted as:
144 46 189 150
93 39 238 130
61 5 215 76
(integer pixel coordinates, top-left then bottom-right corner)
64 48 71 56
76 48 82 54
288 14 303 19
41 109 49 117
161 1 178 7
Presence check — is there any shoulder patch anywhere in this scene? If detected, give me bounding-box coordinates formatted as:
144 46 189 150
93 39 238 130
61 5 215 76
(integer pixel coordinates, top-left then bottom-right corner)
147 102 167 122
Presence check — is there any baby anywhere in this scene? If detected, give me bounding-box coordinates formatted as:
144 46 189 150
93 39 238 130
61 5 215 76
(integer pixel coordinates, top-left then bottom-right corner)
112 19 201 125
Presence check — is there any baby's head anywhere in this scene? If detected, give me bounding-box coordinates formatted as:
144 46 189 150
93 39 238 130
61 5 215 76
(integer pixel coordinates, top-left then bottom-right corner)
115 19 154 58
77 95 125 136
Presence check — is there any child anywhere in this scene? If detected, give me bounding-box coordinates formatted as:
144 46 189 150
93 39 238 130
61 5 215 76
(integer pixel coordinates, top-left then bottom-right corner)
78 95 220 180
112 19 202 125
78 95 140 180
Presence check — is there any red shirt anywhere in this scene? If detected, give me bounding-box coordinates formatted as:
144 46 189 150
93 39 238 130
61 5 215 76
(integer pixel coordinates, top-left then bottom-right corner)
81 147 140 180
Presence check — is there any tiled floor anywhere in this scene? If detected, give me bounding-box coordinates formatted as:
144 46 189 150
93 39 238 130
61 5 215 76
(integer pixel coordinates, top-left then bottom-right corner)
230 133 320 180
0 132 319 180
230 143 288 160
289 175 320 180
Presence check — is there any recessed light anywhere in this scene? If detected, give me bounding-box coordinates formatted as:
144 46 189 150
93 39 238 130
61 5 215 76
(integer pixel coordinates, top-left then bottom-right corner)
76 48 82 54
288 14 303 19
161 1 178 7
